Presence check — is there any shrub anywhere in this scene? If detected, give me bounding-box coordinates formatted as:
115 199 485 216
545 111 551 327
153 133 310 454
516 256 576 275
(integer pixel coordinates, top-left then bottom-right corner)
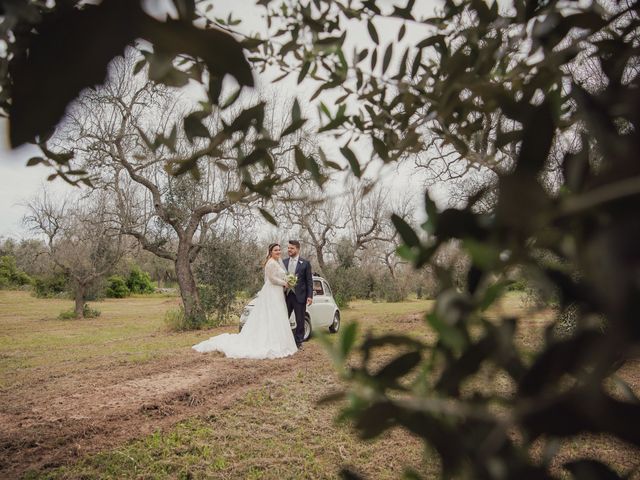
58 309 76 320
0 255 32 289
507 280 527 292
198 284 240 327
333 292 349 309
33 273 68 298
369 273 409 303
324 266 412 304
82 304 101 318
164 307 186 331
383 282 406 303
58 303 101 320
126 266 155 294
163 307 207 332
194 238 253 324
323 265 376 306
105 268 155 298
106 275 130 298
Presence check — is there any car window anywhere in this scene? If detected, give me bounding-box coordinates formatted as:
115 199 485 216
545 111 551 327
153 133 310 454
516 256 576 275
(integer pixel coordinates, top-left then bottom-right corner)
323 281 332 297
313 280 324 296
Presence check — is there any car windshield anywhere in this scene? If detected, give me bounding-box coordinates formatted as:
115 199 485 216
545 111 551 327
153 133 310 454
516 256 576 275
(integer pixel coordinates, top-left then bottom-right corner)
313 280 324 296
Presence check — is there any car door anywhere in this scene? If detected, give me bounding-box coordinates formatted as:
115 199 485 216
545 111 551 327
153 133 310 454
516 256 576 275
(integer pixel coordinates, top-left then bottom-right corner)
310 279 334 328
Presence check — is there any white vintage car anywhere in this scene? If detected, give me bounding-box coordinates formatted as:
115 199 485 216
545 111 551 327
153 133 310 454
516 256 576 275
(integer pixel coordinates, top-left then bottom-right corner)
239 275 341 341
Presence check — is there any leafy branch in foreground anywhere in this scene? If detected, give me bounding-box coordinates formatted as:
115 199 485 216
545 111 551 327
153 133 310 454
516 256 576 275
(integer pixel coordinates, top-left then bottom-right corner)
2 0 333 193
298 0 640 478
2 0 252 148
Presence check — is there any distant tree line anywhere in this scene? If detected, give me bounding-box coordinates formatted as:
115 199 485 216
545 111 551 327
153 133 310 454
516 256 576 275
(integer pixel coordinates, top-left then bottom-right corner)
1 176 427 322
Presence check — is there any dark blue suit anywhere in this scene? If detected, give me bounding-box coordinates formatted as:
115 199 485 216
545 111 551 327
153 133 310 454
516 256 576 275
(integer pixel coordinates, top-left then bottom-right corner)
283 257 313 345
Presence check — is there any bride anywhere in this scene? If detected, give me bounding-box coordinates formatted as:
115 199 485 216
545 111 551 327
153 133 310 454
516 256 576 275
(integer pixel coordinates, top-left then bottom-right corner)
192 243 298 359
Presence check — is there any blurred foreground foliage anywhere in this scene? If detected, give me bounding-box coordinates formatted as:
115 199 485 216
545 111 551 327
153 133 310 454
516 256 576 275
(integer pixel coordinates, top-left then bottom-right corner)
281 0 640 478
1 0 329 197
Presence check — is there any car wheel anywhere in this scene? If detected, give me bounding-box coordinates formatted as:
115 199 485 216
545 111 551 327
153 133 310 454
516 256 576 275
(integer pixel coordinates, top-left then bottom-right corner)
329 312 340 333
303 316 312 341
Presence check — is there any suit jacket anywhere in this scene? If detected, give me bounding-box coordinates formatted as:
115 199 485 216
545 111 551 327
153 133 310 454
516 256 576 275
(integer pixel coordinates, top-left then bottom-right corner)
283 257 313 304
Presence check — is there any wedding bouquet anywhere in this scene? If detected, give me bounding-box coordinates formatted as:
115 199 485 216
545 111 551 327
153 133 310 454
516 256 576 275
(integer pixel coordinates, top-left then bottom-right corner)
286 273 298 288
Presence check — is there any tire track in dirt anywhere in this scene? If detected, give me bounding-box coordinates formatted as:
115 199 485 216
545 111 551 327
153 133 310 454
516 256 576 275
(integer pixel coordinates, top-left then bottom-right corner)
0 345 326 478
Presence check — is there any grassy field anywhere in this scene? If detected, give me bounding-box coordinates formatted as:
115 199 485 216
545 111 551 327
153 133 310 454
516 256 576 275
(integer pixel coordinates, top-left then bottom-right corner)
0 291 190 389
1 290 639 479
0 291 429 388
0 291 434 479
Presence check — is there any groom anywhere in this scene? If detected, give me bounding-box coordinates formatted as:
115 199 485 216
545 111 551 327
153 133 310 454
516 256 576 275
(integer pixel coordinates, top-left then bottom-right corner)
283 240 313 348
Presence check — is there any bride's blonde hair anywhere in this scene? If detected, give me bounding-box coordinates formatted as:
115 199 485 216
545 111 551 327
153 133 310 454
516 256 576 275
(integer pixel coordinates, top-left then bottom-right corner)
263 243 280 267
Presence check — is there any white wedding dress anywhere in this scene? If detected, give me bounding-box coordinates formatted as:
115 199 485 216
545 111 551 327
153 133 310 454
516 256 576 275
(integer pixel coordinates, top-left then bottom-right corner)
192 258 298 359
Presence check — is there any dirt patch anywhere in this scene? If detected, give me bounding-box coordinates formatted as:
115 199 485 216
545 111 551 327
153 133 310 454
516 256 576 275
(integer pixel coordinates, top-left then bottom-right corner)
0 341 327 478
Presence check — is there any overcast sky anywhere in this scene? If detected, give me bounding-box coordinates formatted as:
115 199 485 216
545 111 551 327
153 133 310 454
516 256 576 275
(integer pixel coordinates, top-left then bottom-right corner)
0 0 443 238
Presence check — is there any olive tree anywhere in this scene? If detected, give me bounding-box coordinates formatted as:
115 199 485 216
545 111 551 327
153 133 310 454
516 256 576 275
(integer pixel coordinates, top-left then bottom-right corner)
42 51 303 325
24 190 125 318
1 1 329 325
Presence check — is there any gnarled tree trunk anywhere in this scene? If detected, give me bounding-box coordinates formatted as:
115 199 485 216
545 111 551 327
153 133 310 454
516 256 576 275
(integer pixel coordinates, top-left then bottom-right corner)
74 282 86 318
315 245 326 272
175 239 202 323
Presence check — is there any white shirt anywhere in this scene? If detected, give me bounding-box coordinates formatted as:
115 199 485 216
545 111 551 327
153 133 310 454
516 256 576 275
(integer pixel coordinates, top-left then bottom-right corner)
288 256 299 274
